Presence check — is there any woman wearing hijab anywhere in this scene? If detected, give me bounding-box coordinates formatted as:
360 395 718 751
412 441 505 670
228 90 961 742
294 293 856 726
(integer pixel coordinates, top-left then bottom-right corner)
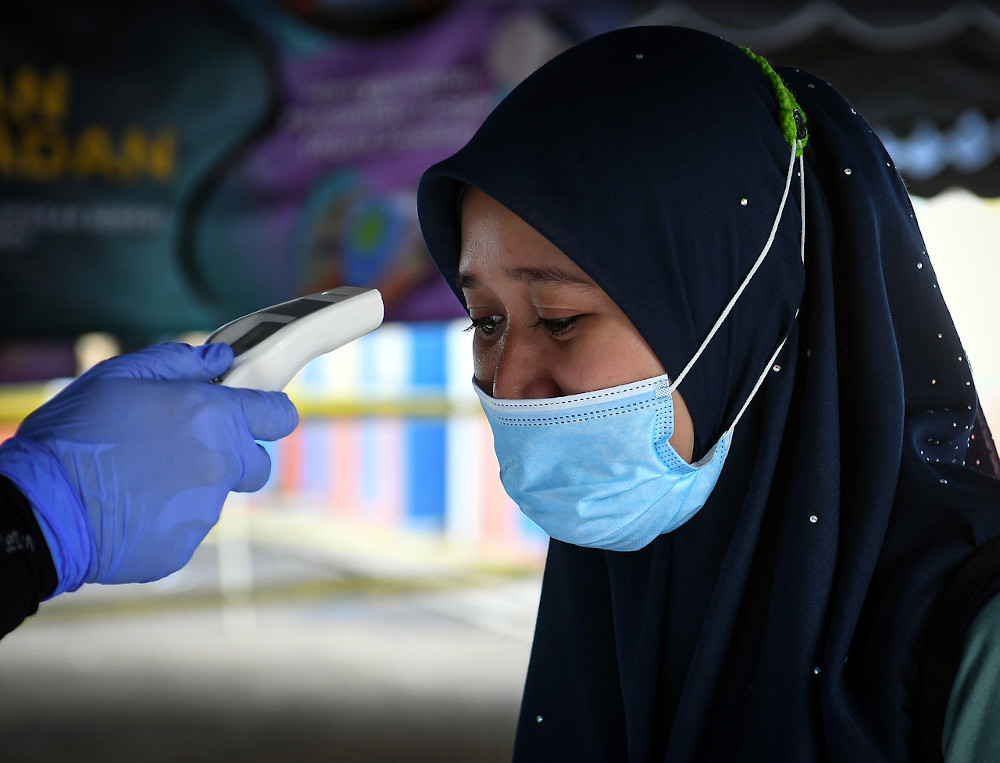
418 25 1000 761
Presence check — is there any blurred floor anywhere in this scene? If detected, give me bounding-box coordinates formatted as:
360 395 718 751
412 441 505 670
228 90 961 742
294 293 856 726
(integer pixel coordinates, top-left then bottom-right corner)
0 510 543 762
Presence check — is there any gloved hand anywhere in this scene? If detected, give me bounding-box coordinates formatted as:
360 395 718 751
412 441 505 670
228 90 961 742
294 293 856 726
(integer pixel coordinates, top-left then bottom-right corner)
0 342 298 596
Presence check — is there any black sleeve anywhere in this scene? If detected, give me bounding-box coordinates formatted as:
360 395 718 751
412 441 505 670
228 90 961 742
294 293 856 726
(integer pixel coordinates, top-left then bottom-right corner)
0 474 58 639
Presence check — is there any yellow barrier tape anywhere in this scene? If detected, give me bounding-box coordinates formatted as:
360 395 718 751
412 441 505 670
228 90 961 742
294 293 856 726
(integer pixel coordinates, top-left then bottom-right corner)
0 384 483 426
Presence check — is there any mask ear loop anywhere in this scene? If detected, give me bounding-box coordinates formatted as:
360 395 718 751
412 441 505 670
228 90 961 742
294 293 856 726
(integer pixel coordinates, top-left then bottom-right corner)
668 50 808 433
730 146 805 429
667 135 805 398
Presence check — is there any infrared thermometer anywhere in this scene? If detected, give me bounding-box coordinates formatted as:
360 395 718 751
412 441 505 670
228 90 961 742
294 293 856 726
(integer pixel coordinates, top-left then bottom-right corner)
206 286 384 391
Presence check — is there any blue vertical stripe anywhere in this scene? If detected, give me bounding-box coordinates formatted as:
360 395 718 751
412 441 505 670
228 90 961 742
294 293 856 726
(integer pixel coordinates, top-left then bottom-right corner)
405 420 446 530
411 322 448 388
405 324 447 528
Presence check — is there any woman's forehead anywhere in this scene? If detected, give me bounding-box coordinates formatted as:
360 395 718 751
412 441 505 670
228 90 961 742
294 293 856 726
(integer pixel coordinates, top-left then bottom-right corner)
457 188 596 286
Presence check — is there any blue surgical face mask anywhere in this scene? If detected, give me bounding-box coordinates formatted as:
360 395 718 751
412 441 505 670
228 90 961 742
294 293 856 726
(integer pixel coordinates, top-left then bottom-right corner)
476 375 732 551
474 137 805 552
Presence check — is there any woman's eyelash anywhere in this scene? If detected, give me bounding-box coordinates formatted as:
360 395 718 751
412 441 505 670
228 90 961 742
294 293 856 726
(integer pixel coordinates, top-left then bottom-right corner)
465 315 503 335
464 315 581 337
530 316 579 336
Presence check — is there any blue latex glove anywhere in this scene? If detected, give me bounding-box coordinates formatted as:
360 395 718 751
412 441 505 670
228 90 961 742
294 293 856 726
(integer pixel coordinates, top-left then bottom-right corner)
0 342 298 596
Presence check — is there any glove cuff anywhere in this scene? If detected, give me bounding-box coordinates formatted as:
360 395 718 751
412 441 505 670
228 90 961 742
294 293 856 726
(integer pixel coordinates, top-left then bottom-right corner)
0 438 95 597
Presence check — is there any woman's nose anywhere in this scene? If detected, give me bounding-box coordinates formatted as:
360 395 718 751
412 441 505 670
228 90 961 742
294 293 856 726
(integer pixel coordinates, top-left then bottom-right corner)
490 328 561 400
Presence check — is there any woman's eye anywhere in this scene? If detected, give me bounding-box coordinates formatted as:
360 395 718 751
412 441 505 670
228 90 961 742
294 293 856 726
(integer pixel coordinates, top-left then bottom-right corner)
531 316 579 337
466 315 503 336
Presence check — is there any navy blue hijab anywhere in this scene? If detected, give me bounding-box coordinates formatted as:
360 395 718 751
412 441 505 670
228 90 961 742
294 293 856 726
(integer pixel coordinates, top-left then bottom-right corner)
418 26 1000 761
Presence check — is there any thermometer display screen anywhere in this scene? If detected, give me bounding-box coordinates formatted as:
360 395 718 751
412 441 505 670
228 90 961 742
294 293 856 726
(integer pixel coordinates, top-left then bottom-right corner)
262 297 332 320
228 322 285 356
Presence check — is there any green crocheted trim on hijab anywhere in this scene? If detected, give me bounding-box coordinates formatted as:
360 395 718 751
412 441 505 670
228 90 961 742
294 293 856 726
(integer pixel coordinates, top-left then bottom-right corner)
742 47 809 157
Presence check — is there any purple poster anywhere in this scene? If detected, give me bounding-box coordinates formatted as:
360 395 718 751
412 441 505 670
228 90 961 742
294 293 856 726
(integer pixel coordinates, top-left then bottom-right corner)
0 0 629 342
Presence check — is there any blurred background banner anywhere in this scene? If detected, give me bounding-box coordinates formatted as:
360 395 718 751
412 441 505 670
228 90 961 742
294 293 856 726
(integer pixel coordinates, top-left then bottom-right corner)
2 0 999 346
0 0 627 342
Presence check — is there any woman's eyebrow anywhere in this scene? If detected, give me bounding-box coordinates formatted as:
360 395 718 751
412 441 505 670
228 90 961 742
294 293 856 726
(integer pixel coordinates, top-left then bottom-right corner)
506 266 595 286
458 266 596 290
